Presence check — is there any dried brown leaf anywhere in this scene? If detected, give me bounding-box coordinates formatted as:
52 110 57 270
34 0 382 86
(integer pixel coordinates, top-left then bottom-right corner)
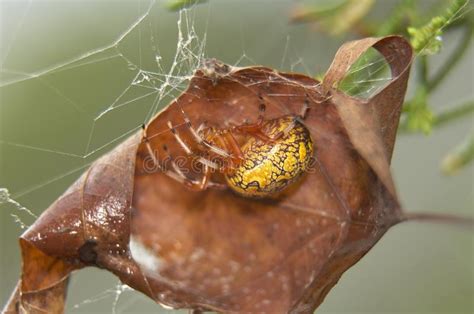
3 35 414 313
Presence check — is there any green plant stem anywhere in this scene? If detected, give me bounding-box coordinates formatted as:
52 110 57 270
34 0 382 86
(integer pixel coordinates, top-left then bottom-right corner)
427 24 473 92
418 55 429 85
399 100 474 133
444 14 472 30
433 100 474 127
375 0 415 36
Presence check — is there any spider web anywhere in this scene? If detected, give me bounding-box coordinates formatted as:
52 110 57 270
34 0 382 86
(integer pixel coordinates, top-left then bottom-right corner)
1 0 472 313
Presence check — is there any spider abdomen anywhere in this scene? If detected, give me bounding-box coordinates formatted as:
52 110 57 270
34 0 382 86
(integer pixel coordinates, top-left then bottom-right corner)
225 116 313 198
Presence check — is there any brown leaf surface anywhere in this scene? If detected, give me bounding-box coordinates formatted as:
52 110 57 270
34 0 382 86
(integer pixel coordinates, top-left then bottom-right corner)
2 35 413 313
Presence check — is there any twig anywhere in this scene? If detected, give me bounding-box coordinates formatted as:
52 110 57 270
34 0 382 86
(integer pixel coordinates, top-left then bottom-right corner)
401 212 474 229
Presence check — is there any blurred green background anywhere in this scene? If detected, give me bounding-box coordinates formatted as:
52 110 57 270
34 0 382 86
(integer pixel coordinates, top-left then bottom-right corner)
0 0 472 313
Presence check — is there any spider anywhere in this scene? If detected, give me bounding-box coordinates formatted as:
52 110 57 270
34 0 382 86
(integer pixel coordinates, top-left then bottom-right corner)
145 100 314 198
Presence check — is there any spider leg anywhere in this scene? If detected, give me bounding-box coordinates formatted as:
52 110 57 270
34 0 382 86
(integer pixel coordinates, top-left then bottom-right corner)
143 131 225 191
191 165 232 191
298 95 310 119
220 131 244 166
256 101 266 124
269 92 311 138
167 120 220 170
143 139 188 184
161 145 222 191
235 102 266 131
178 108 231 159
186 163 211 191
232 102 272 141
268 117 297 141
232 102 296 142
168 117 240 175
167 121 192 155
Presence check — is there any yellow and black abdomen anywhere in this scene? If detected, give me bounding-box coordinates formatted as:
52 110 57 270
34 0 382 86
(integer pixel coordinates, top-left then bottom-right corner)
225 116 313 198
